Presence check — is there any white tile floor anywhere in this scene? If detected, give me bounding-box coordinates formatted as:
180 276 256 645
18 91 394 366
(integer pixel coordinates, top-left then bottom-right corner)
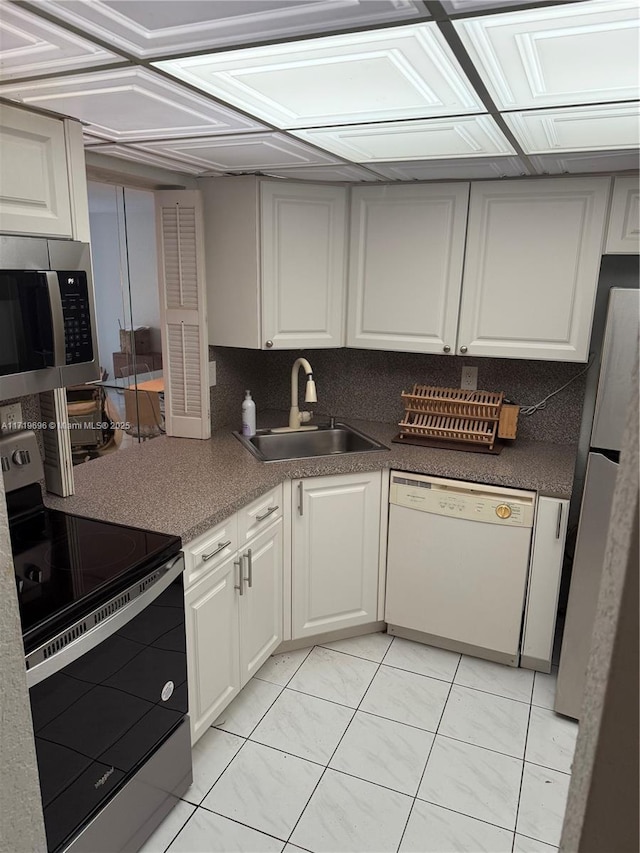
140 634 577 853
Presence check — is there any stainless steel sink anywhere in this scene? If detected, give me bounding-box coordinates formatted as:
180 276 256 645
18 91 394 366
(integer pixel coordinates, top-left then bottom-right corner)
234 422 388 462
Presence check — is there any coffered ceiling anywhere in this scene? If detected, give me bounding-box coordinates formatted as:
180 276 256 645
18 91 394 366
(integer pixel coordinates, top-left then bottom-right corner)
0 0 638 181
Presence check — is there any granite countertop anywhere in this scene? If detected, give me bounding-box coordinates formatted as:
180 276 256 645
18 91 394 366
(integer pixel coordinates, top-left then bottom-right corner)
44 418 577 543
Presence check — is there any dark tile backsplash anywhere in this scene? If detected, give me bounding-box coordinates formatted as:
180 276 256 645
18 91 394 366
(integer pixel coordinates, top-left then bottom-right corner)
210 346 588 444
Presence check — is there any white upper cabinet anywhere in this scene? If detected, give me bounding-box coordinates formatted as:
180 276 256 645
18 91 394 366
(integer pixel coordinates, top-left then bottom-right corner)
605 176 640 254
261 182 347 349
203 176 347 349
0 104 73 237
348 183 469 354
457 177 611 362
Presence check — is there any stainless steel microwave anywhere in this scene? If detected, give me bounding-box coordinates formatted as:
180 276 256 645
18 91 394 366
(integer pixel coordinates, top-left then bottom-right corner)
0 236 99 398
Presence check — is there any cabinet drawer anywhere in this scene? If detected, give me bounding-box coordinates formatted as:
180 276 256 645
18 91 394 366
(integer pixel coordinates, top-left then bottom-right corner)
184 515 238 589
237 484 283 547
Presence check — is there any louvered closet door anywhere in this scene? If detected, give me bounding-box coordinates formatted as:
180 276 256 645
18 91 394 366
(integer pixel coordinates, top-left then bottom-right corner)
156 191 210 439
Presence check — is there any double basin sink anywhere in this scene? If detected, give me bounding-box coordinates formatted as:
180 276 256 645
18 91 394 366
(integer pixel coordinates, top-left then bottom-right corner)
235 422 388 462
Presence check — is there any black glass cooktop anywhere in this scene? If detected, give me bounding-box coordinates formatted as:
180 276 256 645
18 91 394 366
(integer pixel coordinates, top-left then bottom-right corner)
10 495 181 653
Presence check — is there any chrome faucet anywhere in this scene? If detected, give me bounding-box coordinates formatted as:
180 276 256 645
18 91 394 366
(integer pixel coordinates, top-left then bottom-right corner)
289 357 317 430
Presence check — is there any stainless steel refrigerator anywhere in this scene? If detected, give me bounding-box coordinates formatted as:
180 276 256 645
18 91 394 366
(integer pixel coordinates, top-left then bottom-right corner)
556 288 639 719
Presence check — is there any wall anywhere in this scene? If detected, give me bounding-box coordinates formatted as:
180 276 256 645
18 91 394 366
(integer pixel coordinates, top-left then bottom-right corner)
0 475 47 853
210 346 587 443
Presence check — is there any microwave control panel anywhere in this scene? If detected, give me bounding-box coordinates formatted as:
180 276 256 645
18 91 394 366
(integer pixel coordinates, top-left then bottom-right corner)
59 272 93 365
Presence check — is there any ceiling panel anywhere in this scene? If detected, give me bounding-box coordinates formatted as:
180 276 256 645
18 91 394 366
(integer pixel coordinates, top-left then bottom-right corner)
455 0 640 110
258 164 382 181
28 0 427 59
292 115 516 161
0 2 120 80
83 142 207 174
0 67 267 141
368 156 528 180
132 132 341 171
442 0 555 11
503 104 640 153
154 23 483 129
530 149 640 174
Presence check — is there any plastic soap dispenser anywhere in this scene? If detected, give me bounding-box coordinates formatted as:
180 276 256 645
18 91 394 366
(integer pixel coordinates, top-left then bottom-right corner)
241 390 256 437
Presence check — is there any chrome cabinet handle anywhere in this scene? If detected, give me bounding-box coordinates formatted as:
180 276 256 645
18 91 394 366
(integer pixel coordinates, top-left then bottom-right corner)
234 559 244 595
265 340 274 348
244 549 253 588
202 540 231 561
256 505 278 522
443 345 451 353
298 482 304 516
459 345 468 354
556 503 563 540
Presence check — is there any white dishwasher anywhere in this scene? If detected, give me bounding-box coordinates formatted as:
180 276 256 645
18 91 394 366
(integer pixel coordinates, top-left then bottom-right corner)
385 471 535 666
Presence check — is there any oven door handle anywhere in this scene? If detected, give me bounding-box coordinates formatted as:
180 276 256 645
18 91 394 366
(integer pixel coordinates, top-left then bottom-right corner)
43 271 66 368
25 554 185 689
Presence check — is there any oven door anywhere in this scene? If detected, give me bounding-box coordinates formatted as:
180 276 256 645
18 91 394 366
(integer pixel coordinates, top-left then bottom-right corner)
27 557 189 853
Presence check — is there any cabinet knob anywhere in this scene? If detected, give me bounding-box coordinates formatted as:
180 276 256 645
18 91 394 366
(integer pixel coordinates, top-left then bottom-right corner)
443 345 451 353
459 346 468 354
265 340 274 349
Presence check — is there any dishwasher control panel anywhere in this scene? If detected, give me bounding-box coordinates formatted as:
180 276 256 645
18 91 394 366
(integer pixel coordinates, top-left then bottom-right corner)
390 472 535 527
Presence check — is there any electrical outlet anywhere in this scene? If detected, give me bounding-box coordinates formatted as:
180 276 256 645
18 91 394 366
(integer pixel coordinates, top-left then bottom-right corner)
0 402 23 432
208 359 217 387
461 366 478 391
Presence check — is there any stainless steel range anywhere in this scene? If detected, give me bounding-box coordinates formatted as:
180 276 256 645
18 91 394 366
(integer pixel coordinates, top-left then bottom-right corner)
2 429 192 853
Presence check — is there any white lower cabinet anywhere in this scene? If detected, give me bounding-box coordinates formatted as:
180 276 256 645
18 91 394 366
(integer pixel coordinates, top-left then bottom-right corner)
239 520 283 684
291 471 382 639
184 552 241 744
521 496 570 673
184 496 284 744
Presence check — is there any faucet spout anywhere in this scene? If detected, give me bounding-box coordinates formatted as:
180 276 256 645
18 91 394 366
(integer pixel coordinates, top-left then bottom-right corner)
289 357 316 429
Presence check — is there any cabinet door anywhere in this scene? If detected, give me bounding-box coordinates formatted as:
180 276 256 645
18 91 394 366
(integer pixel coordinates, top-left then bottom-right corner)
239 520 283 685
261 182 347 349
457 178 611 362
605 176 639 254
348 184 469 354
184 553 241 743
521 497 569 673
0 104 72 237
292 472 381 639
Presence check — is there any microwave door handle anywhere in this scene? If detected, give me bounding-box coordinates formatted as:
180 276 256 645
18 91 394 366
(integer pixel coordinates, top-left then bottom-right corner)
43 271 66 367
